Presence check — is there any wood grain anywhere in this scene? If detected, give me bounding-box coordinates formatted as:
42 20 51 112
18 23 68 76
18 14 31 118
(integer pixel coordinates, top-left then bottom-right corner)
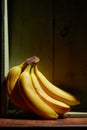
0 118 87 128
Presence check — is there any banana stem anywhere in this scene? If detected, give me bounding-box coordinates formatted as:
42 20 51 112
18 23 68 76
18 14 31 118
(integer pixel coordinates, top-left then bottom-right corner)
25 56 40 65
24 64 32 73
21 56 40 72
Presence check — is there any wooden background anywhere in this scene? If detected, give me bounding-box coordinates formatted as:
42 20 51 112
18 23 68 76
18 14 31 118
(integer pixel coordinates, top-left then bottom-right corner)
7 0 87 112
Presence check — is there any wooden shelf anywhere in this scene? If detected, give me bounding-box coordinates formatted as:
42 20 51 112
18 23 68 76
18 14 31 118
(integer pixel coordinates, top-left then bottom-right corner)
0 112 87 128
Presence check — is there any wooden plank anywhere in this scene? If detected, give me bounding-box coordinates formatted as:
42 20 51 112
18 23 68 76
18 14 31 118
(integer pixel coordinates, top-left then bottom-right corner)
0 117 87 127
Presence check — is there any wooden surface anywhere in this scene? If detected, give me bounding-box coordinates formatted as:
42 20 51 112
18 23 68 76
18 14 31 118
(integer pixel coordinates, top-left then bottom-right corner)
0 117 87 128
0 112 87 128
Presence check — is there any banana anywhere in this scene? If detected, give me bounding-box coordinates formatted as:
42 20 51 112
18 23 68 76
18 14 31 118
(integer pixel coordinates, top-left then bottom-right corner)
5 56 40 112
5 61 29 111
18 64 59 119
34 65 80 106
31 66 71 114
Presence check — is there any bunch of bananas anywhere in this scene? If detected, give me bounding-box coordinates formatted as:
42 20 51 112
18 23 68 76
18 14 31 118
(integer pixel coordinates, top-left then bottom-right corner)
5 56 80 119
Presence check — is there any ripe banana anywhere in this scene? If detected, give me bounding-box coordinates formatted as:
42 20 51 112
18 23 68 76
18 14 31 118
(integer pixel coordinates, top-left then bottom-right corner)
5 56 40 112
34 65 80 106
31 66 70 114
5 61 29 111
5 55 80 119
18 64 59 119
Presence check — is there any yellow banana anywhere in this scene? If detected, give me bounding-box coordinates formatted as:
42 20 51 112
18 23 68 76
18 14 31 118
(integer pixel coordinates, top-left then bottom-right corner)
5 62 29 111
31 66 70 114
5 56 40 111
18 64 59 119
34 65 80 106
